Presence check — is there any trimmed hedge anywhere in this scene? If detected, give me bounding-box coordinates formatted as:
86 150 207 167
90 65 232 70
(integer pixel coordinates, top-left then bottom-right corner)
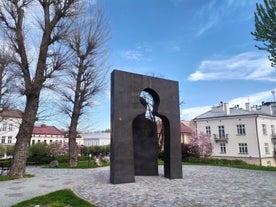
185 157 247 165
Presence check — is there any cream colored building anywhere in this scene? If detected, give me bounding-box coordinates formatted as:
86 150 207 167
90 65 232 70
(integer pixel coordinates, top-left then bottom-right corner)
180 121 194 144
82 132 110 146
0 109 22 146
194 102 276 166
0 110 84 147
31 124 84 145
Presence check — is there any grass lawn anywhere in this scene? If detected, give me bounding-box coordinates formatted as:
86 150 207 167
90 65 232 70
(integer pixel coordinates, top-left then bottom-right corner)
53 160 110 169
0 175 16 181
11 189 96 207
58 159 276 172
183 161 276 171
0 174 34 182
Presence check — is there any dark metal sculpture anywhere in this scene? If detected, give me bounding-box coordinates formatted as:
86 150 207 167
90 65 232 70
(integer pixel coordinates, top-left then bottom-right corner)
110 70 182 184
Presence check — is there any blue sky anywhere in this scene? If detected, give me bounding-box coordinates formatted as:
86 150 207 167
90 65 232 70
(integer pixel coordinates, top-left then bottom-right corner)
89 0 276 129
31 0 276 131
87 0 276 131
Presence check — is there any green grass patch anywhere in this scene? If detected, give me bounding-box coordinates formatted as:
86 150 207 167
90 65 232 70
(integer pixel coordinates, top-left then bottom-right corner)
226 164 276 171
183 157 276 171
12 189 96 207
158 159 164 165
0 174 34 182
0 175 16 181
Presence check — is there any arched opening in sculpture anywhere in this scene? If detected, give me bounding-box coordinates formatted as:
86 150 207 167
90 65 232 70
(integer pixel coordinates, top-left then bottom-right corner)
132 88 169 176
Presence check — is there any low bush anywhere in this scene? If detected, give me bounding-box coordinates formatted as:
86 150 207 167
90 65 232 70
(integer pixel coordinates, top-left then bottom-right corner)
55 155 69 163
27 155 53 165
158 151 164 160
185 157 247 165
80 145 110 156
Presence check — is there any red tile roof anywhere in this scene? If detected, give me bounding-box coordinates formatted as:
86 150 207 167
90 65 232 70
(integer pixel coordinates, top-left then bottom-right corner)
33 124 65 136
156 121 194 134
180 122 193 134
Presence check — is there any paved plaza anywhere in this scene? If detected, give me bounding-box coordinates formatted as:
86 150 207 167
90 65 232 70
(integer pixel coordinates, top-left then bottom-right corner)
0 165 275 207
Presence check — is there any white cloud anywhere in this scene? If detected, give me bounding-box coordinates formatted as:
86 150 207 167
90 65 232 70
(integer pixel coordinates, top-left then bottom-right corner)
194 0 256 36
228 90 274 106
181 105 211 121
120 50 143 61
181 89 276 120
188 52 274 82
118 43 153 61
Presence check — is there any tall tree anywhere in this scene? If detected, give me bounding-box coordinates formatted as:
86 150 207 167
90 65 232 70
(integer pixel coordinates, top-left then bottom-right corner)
0 0 80 177
251 0 276 67
60 6 109 167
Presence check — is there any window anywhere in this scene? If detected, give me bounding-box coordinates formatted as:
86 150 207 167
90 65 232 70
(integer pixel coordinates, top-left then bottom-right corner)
1 136 5 144
8 136 12 144
271 125 275 135
218 126 225 138
220 143 226 153
239 143 248 154
8 124 13 131
2 123 7 131
32 140 35 145
237 124 246 135
262 124 267 135
205 126 211 135
264 143 270 154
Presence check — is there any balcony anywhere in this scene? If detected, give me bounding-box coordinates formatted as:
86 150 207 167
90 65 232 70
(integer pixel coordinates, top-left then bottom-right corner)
271 133 276 144
213 134 229 143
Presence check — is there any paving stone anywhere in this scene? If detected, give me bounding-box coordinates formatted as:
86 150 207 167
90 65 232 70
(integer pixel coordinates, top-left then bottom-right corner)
0 166 275 207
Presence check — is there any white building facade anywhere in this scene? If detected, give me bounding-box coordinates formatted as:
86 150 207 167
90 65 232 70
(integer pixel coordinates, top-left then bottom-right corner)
194 102 276 166
0 110 22 146
31 124 84 145
82 132 110 146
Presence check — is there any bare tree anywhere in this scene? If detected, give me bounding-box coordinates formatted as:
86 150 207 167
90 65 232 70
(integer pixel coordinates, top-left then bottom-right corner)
0 46 16 109
0 0 80 177
59 6 109 167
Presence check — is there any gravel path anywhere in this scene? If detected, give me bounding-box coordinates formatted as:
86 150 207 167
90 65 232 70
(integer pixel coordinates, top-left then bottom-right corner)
0 165 275 207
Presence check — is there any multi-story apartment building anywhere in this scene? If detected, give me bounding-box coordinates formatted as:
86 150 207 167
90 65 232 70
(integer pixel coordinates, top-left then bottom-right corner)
0 109 22 146
194 101 276 166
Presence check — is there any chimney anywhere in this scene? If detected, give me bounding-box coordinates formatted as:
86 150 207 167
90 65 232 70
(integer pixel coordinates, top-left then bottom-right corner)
223 103 230 115
245 102 251 111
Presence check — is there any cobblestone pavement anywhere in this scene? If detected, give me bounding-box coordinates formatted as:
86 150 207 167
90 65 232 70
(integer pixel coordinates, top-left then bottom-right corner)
0 165 276 207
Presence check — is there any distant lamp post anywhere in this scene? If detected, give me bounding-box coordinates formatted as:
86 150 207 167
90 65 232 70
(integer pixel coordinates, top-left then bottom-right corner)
88 153 92 168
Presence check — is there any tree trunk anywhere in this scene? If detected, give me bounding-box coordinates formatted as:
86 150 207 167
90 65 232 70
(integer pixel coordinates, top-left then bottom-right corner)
68 115 79 167
69 136 78 167
8 95 39 177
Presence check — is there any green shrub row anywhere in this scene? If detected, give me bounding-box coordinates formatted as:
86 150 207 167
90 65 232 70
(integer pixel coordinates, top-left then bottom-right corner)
80 145 110 156
184 157 247 165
